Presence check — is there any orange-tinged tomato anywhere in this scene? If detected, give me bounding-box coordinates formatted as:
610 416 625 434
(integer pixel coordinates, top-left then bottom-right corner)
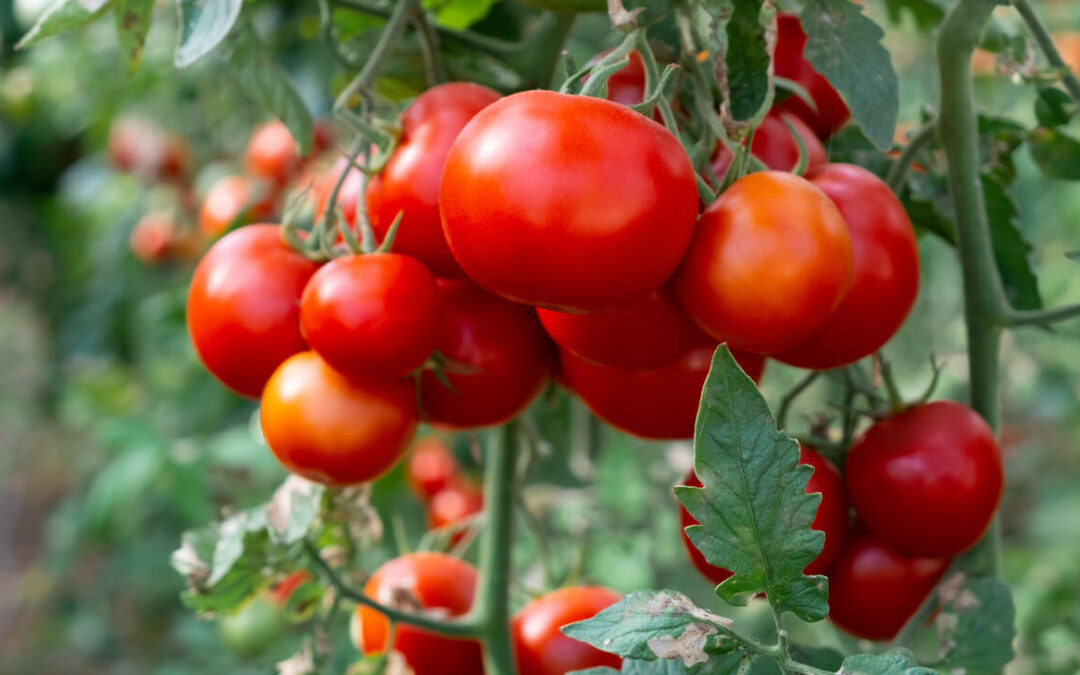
245 120 301 185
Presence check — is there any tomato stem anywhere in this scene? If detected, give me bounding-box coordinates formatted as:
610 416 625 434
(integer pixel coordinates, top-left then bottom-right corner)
885 122 935 193
1011 0 1080 104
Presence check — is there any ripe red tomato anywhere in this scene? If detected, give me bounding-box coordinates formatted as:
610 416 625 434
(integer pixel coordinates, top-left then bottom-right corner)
108 116 189 182
537 287 708 371
827 529 948 641
407 437 460 500
845 400 1003 557
605 51 649 108
674 171 853 355
441 90 698 312
428 479 483 532
187 224 319 398
776 164 920 369
420 280 554 429
199 175 278 238
773 14 851 139
260 351 417 485
300 253 441 379
679 446 848 585
365 82 500 277
353 552 482 675
559 344 765 440
512 586 623 675
245 120 301 185
711 111 827 179
129 211 175 263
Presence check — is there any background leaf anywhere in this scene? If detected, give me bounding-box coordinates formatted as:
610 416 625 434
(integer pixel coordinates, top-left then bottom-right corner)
114 0 155 71
175 0 243 68
935 574 1016 672
982 172 1043 311
1028 127 1080 180
724 0 770 122
16 0 112 49
839 649 936 674
423 0 497 29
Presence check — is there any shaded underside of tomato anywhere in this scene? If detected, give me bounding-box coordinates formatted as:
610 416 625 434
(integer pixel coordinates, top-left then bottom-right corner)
186 224 319 398
199 175 278 238
366 82 501 277
420 279 554 429
776 163 920 370
407 436 460 500
245 120 301 185
773 13 851 139
441 89 698 312
354 552 482 675
711 111 827 179
845 400 1003 558
512 586 623 675
259 351 418 486
674 171 853 355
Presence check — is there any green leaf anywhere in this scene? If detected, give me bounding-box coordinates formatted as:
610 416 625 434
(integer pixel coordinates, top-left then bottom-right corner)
1028 127 1080 180
175 0 242 68
114 0 155 71
172 510 273 615
1034 88 1073 128
16 0 112 49
219 21 314 154
265 476 325 545
724 0 770 122
839 649 936 674
423 0 496 30
935 574 1016 672
676 347 827 622
882 0 946 31
571 657 723 674
983 172 1042 311
799 0 899 149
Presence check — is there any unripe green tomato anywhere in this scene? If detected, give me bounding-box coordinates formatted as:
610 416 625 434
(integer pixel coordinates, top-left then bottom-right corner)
218 595 287 656
514 0 605 12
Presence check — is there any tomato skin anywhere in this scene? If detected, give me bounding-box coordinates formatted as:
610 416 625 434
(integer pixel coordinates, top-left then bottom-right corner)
827 529 948 641
365 83 501 277
199 175 278 238
420 280 554 429
537 287 708 371
428 479 483 531
560 344 765 440
674 171 853 355
441 90 698 312
407 437 459 500
353 552 482 675
679 447 848 585
711 111 827 178
246 120 300 185
605 51 649 108
776 164 920 369
512 587 623 675
773 14 851 139
300 253 441 379
260 351 417 485
187 224 319 398
845 400 1003 557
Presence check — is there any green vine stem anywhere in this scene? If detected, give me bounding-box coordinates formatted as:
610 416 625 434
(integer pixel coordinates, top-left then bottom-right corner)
885 122 936 193
1012 0 1080 104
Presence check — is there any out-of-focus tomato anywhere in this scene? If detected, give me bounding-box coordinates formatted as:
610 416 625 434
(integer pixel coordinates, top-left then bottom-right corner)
407 437 459 500
129 211 176 263
245 120 301 185
198 175 278 238
428 479 484 533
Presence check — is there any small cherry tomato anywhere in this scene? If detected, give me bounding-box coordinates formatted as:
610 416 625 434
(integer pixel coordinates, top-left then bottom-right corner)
441 90 698 312
129 211 175 263
245 120 301 185
775 164 920 369
711 111 827 178
512 586 623 675
353 552 482 675
559 344 765 440
407 437 460 500
674 171 853 355
428 479 483 533
845 400 1003 557
827 529 948 641
773 14 851 139
420 280 554 429
199 175 278 238
260 351 418 486
187 224 319 398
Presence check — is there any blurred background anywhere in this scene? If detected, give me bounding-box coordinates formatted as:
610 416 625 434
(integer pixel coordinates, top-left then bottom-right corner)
1 0 1079 673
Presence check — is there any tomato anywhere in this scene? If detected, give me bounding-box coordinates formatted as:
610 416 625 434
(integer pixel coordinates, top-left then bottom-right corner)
353 552 482 675
129 211 175 263
428 479 483 534
407 437 460 500
512 587 622 675
679 446 848 585
245 120 300 185
827 529 948 641
537 287 708 371
776 164 920 369
605 51 649 108
674 171 853 355
187 224 319 398
420 280 554 429
219 594 287 656
441 90 698 312
108 116 189 182
268 570 311 606
845 400 1003 557
365 83 500 277
773 14 851 139
560 344 765 440
199 175 278 238
711 111 827 179
160 133 190 182
300 253 441 378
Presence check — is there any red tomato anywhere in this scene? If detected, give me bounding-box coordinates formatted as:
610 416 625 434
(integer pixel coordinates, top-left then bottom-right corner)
108 116 189 181
420 280 554 429
365 83 501 277
560 344 765 440
441 90 698 312
536 287 708 371
605 51 649 108
773 14 851 139
353 552 482 675
187 224 319 398
129 211 175 263
711 111 827 178
674 171 853 355
512 587 623 675
199 175 278 238
827 529 948 641
300 253 441 379
245 120 301 185
428 479 484 531
845 400 1003 557
268 570 310 606
679 446 848 585
260 351 417 485
407 437 459 500
776 164 920 369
